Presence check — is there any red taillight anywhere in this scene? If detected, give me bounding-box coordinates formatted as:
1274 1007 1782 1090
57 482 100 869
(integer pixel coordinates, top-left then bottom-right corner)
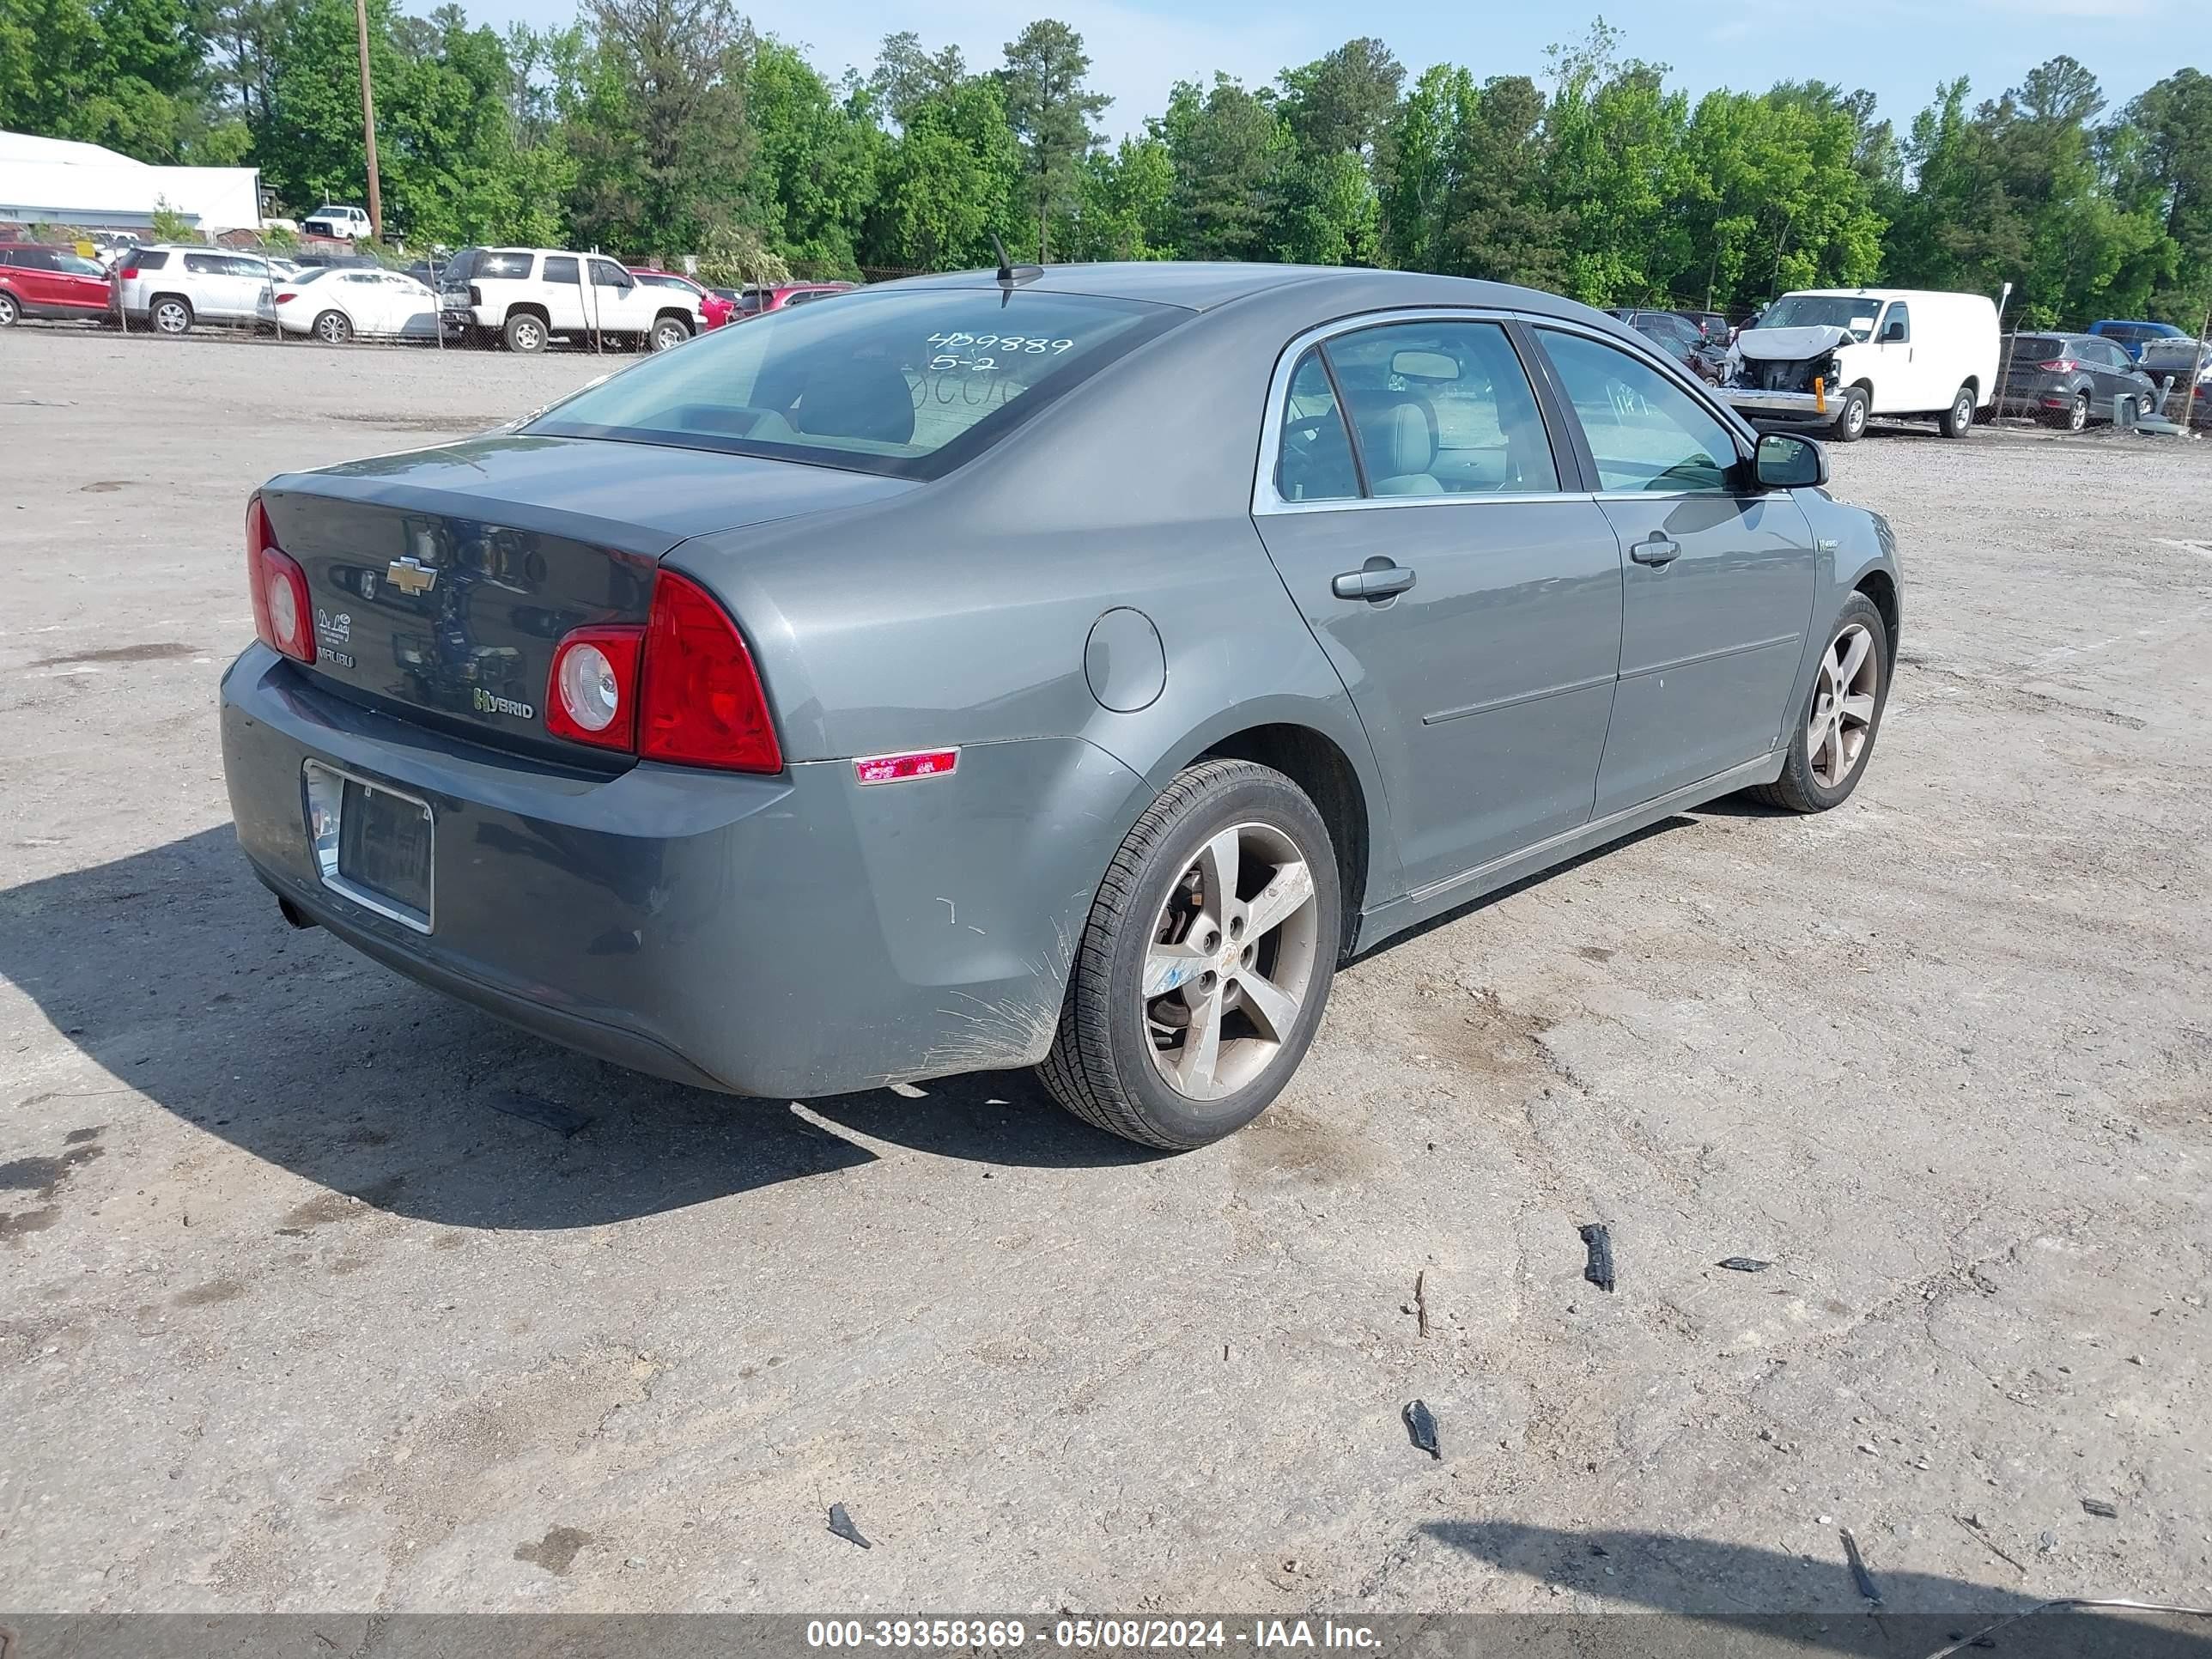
544 573 781 772
275 290 297 305
246 499 315 664
639 571 781 771
2035 358 2079 372
545 625 642 750
119 265 139 281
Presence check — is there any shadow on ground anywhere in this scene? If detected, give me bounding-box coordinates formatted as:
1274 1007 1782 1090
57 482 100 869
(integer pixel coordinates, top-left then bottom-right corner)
0 827 1153 1233
1425 1522 2212 1656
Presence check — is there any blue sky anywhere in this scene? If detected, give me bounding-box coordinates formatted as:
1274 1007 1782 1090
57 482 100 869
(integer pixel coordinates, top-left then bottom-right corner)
464 0 2207 142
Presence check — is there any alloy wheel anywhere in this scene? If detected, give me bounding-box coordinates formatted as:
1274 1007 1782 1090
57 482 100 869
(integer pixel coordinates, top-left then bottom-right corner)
155 301 188 334
653 320 688 351
1141 822 1321 1102
1807 623 1879 791
316 312 349 344
2068 393 2089 432
0 292 18 326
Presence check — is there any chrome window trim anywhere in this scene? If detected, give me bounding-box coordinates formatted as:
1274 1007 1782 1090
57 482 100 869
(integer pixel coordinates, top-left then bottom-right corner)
1253 307 1775 518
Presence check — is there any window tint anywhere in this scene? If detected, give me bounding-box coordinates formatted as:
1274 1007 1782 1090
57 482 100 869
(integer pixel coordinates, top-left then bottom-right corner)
530 289 1178 481
54 253 101 276
184 252 222 273
1273 349 1359 502
477 252 534 279
1324 319 1559 495
2013 335 2063 362
131 250 168 270
12 248 57 270
1540 328 1740 494
590 259 630 288
1879 302 1911 343
543 256 579 285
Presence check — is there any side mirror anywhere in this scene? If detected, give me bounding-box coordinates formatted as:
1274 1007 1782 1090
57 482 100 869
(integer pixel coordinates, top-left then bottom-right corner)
1754 432 1828 489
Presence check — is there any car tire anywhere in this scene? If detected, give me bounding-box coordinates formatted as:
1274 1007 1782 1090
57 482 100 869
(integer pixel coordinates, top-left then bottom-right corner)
651 316 691 352
1938 384 1975 439
2051 390 2089 432
1038 759 1342 1150
502 313 547 354
313 309 352 345
151 295 192 336
0 290 18 327
1750 592 1889 814
1831 386 1869 442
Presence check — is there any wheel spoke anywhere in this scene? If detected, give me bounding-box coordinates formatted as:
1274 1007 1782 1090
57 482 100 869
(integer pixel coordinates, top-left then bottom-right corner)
1237 969 1300 1044
1241 858 1314 940
1142 939 1210 1000
1173 989 1224 1098
1811 717 1838 781
1833 628 1871 687
1194 829 1240 925
1839 692 1876 726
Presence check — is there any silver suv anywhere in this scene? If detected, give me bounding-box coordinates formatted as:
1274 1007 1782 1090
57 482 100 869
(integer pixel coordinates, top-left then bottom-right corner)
112 246 289 335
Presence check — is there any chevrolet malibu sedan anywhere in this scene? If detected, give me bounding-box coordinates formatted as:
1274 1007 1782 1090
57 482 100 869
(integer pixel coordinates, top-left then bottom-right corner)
221 264 1901 1149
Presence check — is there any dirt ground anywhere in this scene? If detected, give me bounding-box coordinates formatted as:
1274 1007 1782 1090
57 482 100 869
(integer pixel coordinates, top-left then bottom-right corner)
2 326 2208 1629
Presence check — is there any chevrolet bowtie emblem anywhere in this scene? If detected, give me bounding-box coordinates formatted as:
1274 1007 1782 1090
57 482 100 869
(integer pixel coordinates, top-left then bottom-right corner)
386 556 438 595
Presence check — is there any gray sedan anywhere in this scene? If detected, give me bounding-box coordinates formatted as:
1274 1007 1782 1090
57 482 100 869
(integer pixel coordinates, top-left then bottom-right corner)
220 264 1901 1149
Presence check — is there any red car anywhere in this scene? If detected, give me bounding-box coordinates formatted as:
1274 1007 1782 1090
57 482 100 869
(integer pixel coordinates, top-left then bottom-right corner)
728 281 857 321
0 243 113 326
626 267 733 331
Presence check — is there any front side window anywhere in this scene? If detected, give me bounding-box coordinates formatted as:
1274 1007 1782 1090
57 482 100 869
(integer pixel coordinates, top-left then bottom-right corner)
528 287 1181 480
542 256 579 285
55 253 102 276
1325 319 1559 496
590 260 630 289
1273 349 1359 502
1879 303 1911 343
1539 328 1740 495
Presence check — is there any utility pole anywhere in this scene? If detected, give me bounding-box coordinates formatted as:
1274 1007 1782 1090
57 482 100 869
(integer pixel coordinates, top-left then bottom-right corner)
353 0 383 242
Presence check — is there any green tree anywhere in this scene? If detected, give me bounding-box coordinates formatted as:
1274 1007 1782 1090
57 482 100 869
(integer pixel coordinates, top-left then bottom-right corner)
1155 72 1285 261
869 28 964 128
2116 67 2211 323
1058 133 1174 260
744 39 878 273
865 75 1024 270
996 19 1107 261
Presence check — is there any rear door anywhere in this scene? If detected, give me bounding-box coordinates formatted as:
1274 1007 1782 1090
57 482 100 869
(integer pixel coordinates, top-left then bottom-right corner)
1529 324 1815 814
1253 313 1625 893
539 254 585 330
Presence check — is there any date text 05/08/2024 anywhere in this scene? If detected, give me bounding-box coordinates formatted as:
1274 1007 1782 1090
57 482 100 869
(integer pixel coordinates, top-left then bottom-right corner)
805 1620 1382 1651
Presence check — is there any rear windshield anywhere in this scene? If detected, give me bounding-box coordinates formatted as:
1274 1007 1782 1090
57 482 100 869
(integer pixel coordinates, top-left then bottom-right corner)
528 287 1182 480
2011 336 2066 362
130 249 169 270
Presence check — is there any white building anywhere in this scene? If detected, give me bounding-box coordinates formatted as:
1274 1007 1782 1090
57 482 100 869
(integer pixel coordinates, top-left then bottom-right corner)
0 130 263 236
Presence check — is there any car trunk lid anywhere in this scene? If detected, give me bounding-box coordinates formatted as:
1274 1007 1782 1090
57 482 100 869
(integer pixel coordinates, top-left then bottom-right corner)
258 433 913 760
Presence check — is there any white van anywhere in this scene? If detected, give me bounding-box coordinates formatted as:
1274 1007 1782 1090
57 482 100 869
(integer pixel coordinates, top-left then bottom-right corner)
1723 288 2001 441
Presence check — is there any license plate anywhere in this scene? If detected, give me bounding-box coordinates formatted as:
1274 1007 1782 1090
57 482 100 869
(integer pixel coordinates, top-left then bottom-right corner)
303 763 434 932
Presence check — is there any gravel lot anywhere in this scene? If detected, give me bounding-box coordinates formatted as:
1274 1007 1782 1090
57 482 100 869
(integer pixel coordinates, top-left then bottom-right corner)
3 328 2209 1629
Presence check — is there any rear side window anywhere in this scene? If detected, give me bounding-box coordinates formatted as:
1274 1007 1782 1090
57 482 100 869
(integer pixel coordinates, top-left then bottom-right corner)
477 252 534 279
1273 349 1359 502
184 252 223 273
11 248 56 270
529 288 1181 481
542 256 579 285
1539 328 1739 494
1326 319 1559 495
131 250 168 270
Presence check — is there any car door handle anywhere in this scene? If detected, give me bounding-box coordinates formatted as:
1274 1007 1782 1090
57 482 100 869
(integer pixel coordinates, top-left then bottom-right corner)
1332 558 1416 601
1630 536 1681 567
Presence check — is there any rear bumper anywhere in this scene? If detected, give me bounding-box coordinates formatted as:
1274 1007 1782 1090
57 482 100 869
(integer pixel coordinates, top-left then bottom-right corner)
219 646 1148 1097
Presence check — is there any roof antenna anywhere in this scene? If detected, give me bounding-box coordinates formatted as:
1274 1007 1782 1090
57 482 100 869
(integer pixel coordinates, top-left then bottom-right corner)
991 231 1014 283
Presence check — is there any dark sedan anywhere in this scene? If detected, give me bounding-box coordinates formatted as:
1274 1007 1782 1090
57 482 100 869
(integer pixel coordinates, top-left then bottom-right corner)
221 264 1901 1148
2000 332 2160 430
1609 307 1729 382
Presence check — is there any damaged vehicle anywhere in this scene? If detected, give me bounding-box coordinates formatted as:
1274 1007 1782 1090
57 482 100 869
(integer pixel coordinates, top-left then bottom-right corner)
1723 288 1999 442
220 264 1901 1150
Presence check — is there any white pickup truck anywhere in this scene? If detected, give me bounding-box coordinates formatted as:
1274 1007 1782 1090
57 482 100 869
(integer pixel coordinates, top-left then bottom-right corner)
303 204 373 240
437 246 697 354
